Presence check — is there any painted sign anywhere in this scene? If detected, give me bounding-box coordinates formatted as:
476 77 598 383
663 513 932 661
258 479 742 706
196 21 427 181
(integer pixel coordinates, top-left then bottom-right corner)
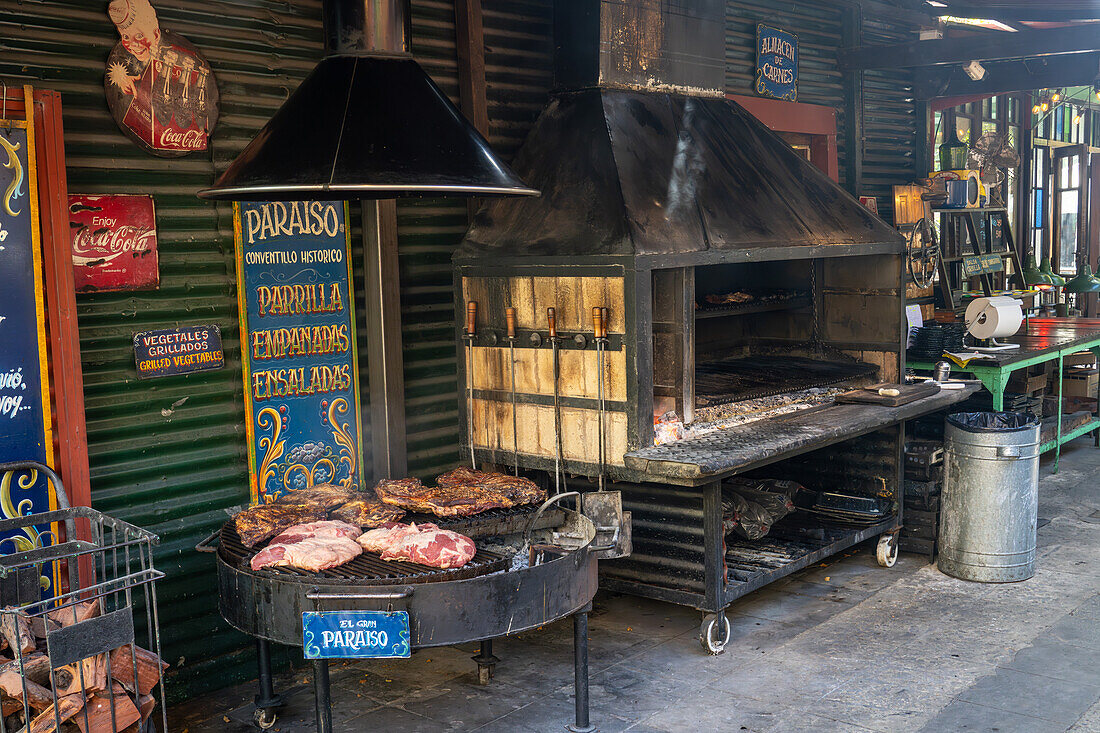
0 118 59 596
133 325 223 378
303 611 411 660
962 254 1005 277
104 0 219 157
235 201 363 505
70 194 159 292
755 24 798 102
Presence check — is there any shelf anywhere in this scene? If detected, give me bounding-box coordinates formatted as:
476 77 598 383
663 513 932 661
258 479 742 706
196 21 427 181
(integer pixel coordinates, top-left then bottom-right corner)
694 295 812 320
931 207 1008 214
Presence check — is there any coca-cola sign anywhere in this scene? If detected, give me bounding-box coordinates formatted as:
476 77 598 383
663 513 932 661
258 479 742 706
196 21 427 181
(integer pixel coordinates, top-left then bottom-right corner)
69 194 160 292
103 0 219 157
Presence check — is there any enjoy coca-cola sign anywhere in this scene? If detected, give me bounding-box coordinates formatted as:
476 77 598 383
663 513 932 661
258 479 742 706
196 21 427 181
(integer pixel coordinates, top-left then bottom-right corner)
69 194 160 292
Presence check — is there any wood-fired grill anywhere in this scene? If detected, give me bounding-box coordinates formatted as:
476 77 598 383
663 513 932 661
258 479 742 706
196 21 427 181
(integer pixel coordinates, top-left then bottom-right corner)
203 501 600 732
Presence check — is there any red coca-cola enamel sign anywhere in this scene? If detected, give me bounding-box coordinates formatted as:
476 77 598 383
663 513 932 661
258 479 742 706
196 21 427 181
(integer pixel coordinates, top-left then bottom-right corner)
104 0 219 157
69 195 160 292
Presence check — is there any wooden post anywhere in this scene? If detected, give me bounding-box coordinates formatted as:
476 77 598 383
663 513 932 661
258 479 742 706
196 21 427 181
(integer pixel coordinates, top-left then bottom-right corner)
842 7 864 196
455 0 489 220
362 199 407 480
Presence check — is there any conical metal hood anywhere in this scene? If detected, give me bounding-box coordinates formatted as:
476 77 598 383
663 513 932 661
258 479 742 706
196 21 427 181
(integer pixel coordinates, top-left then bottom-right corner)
198 0 536 200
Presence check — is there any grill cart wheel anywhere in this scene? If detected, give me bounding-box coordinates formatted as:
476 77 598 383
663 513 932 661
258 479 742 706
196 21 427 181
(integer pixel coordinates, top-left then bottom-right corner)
254 707 278 729
877 533 899 568
699 612 731 655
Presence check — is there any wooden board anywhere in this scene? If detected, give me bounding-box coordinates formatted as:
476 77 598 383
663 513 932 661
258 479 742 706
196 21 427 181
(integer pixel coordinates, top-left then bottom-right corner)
835 382 940 406
470 398 627 466
462 275 625 334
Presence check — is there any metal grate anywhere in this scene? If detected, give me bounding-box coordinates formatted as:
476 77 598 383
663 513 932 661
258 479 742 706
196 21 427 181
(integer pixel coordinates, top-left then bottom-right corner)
218 524 510 586
695 355 878 407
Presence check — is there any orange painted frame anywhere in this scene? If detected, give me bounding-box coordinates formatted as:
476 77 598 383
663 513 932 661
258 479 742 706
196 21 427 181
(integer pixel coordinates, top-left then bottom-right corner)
728 93 840 183
2 87 92 512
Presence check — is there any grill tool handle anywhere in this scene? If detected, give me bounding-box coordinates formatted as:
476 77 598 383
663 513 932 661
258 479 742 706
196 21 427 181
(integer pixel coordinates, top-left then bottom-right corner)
591 307 603 339
466 301 478 336
547 307 556 339
195 530 220 553
506 307 516 339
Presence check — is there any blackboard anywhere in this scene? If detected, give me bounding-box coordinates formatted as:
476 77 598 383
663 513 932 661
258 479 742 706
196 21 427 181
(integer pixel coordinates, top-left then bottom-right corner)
234 201 363 504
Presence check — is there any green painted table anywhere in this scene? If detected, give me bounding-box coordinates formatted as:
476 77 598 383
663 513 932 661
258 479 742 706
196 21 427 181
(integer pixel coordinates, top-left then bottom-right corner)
909 317 1100 472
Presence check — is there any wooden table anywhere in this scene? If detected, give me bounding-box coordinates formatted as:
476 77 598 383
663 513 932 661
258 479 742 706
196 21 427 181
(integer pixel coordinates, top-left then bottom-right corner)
909 317 1100 471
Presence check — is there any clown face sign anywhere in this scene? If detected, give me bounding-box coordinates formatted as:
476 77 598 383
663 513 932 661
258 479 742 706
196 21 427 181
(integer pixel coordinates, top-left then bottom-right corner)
104 0 220 156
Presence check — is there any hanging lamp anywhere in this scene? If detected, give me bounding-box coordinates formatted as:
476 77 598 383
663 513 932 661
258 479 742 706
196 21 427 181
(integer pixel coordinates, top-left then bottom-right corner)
1021 254 1052 287
1064 264 1100 293
1039 257 1066 287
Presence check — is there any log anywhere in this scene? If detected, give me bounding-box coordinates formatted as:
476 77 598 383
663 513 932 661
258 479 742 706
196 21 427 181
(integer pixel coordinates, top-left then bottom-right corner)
72 691 138 733
28 618 60 641
107 647 166 697
47 601 100 629
1 611 36 656
26 693 83 733
0 669 53 710
137 695 154 723
0 654 52 687
53 656 104 697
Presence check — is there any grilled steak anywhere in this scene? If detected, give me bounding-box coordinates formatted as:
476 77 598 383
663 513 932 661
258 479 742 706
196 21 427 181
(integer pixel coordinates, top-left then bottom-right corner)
250 536 362 572
375 469 546 517
274 483 360 510
356 522 475 569
234 503 328 547
330 497 405 528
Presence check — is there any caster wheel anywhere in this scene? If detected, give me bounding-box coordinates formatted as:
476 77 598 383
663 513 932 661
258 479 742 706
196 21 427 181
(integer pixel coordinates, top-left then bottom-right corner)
699 613 731 655
877 534 898 568
254 708 278 730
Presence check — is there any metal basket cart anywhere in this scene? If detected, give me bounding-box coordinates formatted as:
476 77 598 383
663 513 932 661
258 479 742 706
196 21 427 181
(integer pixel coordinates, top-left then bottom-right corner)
0 462 166 733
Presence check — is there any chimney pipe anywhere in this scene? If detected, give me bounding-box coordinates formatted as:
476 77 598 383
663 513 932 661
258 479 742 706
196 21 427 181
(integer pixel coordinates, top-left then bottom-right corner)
323 0 409 55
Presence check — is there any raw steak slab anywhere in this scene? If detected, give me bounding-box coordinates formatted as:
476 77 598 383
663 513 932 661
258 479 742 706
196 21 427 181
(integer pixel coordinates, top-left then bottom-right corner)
251 536 362 572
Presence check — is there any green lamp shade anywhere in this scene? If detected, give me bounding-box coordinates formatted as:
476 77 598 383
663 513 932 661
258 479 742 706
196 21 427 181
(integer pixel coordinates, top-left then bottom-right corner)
1040 258 1066 287
1022 255 1052 286
1064 264 1100 293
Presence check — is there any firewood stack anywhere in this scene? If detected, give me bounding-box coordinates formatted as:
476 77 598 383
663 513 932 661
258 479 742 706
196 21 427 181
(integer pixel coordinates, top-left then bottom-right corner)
0 600 167 733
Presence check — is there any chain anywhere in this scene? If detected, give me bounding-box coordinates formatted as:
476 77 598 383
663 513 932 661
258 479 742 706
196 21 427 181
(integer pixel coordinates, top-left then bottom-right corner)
810 259 821 351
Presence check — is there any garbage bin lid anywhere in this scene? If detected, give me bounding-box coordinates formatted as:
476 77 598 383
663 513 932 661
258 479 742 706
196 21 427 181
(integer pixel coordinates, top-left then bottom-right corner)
947 411 1039 433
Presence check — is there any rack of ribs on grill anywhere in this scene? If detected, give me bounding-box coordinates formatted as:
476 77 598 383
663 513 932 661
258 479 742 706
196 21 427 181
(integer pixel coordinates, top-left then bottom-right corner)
250 520 363 571
330 495 406 528
234 503 329 548
357 522 476 569
274 483 360 510
375 469 546 517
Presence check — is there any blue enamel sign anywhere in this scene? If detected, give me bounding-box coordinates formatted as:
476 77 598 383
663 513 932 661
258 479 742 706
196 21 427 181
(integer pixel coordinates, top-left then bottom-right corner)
234 202 364 505
303 611 412 659
0 123 59 596
756 24 798 102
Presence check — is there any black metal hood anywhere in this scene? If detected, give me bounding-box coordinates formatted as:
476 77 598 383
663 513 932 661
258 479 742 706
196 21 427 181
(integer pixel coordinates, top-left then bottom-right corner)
455 89 902 263
198 0 535 201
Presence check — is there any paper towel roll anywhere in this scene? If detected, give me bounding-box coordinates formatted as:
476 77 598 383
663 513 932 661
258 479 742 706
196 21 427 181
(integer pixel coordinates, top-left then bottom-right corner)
965 296 1023 340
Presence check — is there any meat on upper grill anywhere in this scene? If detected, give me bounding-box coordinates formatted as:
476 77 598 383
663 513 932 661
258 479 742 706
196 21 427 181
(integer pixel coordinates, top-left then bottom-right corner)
234 503 329 548
274 483 361 510
330 497 406 528
375 469 546 517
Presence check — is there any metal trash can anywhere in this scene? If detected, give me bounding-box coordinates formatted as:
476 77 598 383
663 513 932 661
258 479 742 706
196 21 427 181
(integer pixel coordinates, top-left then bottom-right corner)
938 411 1040 582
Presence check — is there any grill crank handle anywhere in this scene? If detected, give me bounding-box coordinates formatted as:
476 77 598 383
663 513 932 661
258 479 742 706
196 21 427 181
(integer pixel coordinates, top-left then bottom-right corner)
523 491 581 547
195 530 220 554
305 588 414 602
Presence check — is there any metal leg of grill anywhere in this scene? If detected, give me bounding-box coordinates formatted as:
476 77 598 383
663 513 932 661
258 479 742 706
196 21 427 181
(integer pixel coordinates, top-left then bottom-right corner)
313 659 332 733
568 610 595 733
253 638 283 728
472 638 499 686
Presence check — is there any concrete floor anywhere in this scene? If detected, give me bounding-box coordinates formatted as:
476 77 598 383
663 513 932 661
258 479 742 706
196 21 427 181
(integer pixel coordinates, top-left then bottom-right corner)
173 436 1100 733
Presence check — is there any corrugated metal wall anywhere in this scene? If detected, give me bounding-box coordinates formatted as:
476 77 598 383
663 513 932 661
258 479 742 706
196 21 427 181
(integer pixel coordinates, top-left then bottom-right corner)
399 0 554 479
724 1 848 186
860 17 918 225
0 0 327 696
724 1 920 219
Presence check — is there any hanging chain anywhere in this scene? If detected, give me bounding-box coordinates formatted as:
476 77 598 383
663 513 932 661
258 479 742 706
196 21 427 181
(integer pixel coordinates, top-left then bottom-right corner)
810 258 822 350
